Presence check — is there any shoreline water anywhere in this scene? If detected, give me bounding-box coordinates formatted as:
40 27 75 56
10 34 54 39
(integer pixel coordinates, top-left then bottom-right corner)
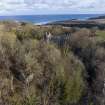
0 14 103 25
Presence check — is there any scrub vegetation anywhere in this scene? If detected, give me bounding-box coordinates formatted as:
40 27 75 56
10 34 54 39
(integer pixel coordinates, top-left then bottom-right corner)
0 21 105 105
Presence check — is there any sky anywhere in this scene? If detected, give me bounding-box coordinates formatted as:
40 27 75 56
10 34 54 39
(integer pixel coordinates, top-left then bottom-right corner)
0 0 105 15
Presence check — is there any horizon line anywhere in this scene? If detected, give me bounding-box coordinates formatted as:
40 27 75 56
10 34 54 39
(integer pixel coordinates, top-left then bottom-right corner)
0 13 104 16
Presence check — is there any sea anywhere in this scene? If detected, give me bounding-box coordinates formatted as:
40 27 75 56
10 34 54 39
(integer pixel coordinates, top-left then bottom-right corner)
0 14 103 25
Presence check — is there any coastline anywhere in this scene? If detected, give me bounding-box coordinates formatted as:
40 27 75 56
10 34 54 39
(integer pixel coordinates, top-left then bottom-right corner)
0 14 103 26
1 14 105 29
45 15 105 29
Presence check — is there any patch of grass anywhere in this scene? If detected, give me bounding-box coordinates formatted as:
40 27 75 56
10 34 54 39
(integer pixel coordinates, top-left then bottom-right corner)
22 95 37 105
96 30 105 39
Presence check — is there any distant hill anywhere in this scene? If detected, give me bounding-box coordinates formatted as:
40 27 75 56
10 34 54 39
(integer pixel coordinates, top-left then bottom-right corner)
89 15 105 20
46 19 105 29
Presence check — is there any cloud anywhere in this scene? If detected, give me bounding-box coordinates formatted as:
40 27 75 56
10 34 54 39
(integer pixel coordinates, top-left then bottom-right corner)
0 0 105 15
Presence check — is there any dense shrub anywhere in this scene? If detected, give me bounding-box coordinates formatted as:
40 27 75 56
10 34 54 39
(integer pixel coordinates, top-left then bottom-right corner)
91 47 105 105
0 32 87 105
59 53 86 105
0 21 105 105
67 28 105 105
